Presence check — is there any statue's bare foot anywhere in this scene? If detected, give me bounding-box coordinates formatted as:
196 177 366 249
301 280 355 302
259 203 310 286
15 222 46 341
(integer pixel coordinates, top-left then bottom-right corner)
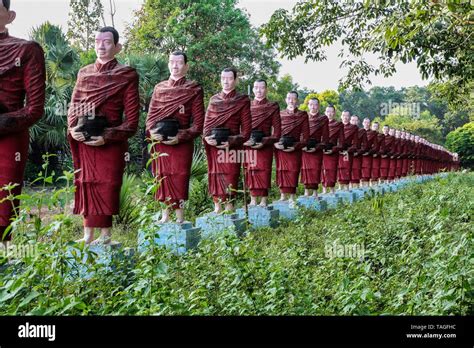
75 236 94 245
248 201 257 206
259 201 267 207
91 235 112 246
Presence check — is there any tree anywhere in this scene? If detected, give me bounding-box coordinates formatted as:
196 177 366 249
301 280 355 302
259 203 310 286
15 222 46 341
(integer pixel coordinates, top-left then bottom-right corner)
445 122 474 169
375 109 443 144
67 0 104 51
266 74 299 109
300 90 341 114
29 22 79 154
124 0 280 99
25 22 80 180
261 0 473 106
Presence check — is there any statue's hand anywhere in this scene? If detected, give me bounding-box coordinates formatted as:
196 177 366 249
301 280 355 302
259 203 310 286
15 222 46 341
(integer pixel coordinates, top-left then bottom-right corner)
162 136 179 145
70 126 86 142
84 136 105 146
274 142 284 150
150 130 163 142
205 135 218 147
216 141 229 149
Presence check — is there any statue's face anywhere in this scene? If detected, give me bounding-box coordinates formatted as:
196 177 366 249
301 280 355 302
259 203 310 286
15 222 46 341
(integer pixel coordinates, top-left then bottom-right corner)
395 130 401 137
325 107 335 119
221 71 237 92
389 128 395 136
382 126 388 134
95 31 120 61
350 116 359 126
285 92 298 111
253 81 267 100
308 99 319 114
0 3 15 28
363 118 370 129
415 136 420 142
341 111 350 124
168 54 188 78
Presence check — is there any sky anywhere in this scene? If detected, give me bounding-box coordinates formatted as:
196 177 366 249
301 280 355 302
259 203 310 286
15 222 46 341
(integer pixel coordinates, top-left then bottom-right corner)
7 0 427 92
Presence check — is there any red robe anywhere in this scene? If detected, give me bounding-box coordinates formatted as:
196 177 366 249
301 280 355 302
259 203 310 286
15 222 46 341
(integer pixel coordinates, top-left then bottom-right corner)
203 90 251 202
415 142 422 174
351 128 367 184
146 77 204 208
338 123 359 184
361 129 378 181
389 137 401 180
0 31 45 241
396 138 406 178
322 119 344 188
402 139 410 176
68 59 140 227
372 133 384 180
379 134 393 180
301 112 329 190
275 109 309 194
244 98 281 197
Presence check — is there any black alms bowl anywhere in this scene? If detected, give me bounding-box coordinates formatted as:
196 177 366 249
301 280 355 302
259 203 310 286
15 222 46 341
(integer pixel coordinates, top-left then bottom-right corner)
279 136 296 149
307 138 317 149
250 129 265 144
154 118 180 140
77 116 109 141
0 103 8 114
211 127 231 146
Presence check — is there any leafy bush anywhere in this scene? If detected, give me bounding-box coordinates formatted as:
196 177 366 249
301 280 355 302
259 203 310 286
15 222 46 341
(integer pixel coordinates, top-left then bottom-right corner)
446 122 474 169
0 169 471 315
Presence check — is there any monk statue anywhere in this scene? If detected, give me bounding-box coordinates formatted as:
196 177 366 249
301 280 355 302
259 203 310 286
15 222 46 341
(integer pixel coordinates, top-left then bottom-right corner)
146 51 205 223
67 27 140 245
0 0 46 247
321 105 344 194
360 118 378 187
349 115 366 189
243 79 281 207
338 110 358 191
301 97 328 198
274 91 309 206
203 68 251 214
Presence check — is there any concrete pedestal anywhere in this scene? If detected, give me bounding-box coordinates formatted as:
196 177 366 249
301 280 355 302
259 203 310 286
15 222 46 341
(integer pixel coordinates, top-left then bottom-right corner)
236 206 279 228
196 212 246 238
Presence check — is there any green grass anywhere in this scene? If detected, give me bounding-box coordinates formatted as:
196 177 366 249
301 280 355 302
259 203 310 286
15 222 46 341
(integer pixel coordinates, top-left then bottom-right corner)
0 172 472 315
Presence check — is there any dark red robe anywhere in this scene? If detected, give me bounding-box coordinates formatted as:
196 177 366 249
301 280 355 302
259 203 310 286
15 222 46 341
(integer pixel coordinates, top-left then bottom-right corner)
275 109 309 194
244 98 281 197
351 128 367 184
301 112 329 190
379 134 393 180
361 129 378 181
338 123 359 185
68 59 140 227
415 142 422 174
0 31 45 241
396 138 406 178
372 133 384 180
389 137 401 180
322 119 344 188
146 77 204 208
203 90 251 202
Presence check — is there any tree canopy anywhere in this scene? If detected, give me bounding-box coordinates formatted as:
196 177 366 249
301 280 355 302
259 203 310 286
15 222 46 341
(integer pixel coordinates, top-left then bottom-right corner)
124 0 280 99
261 0 473 106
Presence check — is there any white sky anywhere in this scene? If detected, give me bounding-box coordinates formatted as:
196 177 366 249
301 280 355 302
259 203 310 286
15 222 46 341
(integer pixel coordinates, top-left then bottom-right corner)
7 0 427 91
